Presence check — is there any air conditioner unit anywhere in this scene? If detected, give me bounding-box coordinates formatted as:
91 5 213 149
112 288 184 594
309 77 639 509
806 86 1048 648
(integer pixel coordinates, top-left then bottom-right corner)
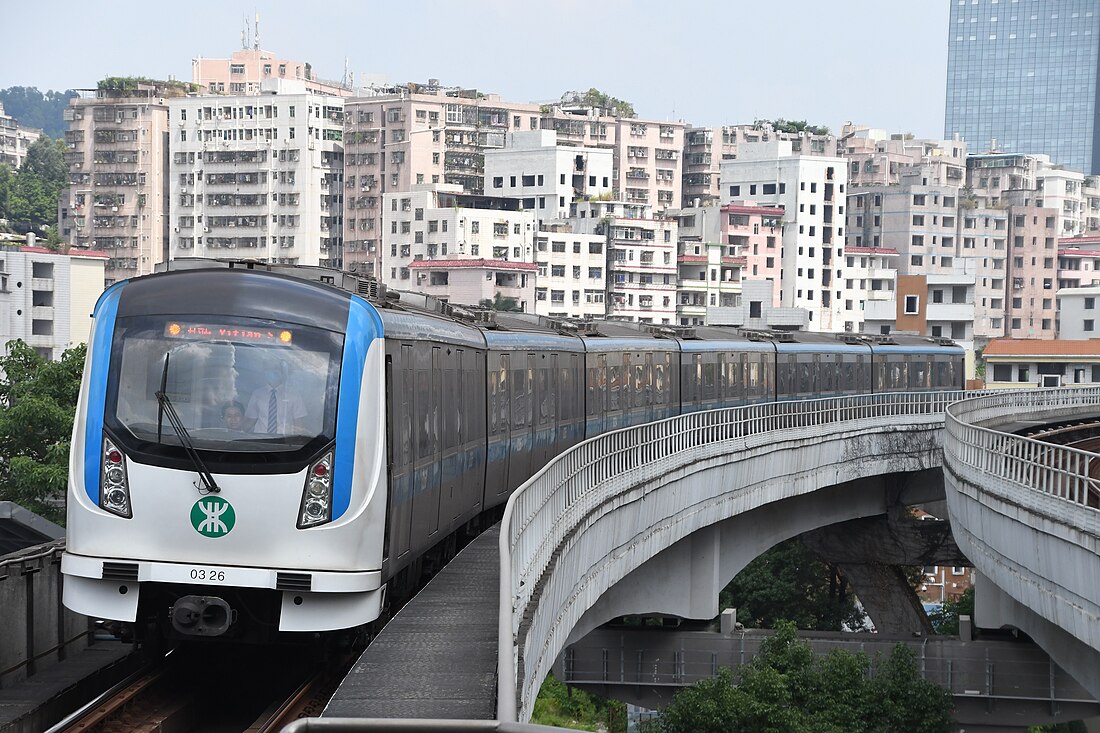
174 227 180 233
203 227 210 233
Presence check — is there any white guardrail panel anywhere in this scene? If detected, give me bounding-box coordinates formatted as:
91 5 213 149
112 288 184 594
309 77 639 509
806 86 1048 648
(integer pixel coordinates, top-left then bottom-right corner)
498 390 976 722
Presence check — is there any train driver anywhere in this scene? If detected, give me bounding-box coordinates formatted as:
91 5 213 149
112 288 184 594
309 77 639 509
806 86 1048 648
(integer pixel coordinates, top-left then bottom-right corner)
244 362 307 435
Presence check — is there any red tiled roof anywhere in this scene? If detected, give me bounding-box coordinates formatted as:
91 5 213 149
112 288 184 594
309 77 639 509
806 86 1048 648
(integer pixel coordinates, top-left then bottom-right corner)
844 246 900 255
1058 248 1100 257
985 339 1100 357
1059 236 1100 246
677 255 707 263
721 256 747 265
407 258 538 271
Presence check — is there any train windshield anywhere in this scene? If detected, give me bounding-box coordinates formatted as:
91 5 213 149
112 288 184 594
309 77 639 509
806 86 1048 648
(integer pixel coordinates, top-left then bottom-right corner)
105 315 343 458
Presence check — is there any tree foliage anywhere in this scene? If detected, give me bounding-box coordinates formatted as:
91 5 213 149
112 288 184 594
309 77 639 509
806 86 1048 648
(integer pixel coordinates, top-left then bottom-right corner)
653 621 955 733
719 539 866 632
928 586 974 635
758 118 831 136
561 88 636 118
531 673 625 733
479 293 524 312
0 87 78 139
0 135 68 235
0 340 87 524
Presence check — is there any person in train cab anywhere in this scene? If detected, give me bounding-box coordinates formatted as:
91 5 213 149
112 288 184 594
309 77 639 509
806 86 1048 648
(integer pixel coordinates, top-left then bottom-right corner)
221 400 246 431
244 363 307 435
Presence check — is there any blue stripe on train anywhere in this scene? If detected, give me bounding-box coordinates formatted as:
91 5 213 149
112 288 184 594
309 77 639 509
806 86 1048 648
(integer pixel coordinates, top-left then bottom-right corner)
83 281 127 504
332 296 385 521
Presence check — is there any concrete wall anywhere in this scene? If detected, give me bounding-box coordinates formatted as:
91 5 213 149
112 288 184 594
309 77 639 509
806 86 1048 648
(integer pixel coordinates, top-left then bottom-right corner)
0 542 91 688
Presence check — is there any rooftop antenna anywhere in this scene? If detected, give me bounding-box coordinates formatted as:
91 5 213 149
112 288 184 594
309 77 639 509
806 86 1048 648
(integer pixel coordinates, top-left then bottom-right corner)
343 57 350 88
254 12 261 51
241 16 248 50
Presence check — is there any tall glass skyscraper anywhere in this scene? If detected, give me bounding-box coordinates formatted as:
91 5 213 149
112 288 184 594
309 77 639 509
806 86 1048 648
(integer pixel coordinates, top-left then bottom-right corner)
945 0 1100 174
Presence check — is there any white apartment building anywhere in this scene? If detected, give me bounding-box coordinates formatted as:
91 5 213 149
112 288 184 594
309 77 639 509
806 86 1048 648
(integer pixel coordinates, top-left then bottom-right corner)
532 225 608 319
840 245 898 334
0 103 41 169
668 205 741 325
1056 286 1100 339
569 200 677 323
720 140 849 332
60 81 184 285
381 183 536 293
0 244 106 358
168 80 344 267
484 131 613 228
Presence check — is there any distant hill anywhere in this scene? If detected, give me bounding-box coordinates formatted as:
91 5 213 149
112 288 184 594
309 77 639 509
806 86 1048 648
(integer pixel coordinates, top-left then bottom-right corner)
0 87 79 139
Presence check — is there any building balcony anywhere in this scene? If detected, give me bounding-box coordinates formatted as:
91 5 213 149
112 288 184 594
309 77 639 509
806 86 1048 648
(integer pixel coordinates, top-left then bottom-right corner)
926 302 974 322
678 279 708 291
863 299 895 321
31 278 54 291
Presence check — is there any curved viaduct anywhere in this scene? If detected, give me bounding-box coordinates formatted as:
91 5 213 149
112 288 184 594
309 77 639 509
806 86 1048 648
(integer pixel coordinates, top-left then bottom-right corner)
496 389 1100 723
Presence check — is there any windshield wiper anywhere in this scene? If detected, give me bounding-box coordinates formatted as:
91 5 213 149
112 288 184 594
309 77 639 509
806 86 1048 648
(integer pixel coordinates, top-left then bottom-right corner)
154 354 220 494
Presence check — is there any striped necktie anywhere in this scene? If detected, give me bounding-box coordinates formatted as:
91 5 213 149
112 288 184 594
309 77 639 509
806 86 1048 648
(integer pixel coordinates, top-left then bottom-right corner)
267 388 278 432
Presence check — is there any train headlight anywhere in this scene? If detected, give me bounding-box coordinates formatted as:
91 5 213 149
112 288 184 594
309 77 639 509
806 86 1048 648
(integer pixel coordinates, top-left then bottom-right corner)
297 449 333 529
100 435 132 518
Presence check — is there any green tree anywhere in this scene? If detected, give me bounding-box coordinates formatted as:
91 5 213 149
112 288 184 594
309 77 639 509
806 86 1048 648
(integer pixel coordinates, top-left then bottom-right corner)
561 88 636 118
479 293 524 312
759 119 831 136
0 340 87 524
531 673 626 733
0 87 78 138
928 586 974 635
0 136 68 233
654 621 954 733
719 539 866 631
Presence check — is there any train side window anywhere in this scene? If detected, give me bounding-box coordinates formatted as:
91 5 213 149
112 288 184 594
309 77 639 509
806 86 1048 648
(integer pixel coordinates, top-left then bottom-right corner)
511 365 526 429
416 367 431 458
527 356 536 426
498 354 510 431
654 359 665 403
693 354 702 403
644 354 653 406
620 353 632 410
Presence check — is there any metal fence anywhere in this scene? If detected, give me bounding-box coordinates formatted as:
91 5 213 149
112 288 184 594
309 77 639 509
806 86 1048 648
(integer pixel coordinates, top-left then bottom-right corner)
945 387 1100 514
0 539 94 689
498 390 974 722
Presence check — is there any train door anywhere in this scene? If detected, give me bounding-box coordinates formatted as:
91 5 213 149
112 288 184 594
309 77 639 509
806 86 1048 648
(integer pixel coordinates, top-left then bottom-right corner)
410 346 442 548
505 354 535 493
485 352 510 503
439 347 462 530
388 344 414 563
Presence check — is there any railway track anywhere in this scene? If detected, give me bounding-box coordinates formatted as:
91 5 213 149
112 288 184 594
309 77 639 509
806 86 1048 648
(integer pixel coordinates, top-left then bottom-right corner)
48 647 352 733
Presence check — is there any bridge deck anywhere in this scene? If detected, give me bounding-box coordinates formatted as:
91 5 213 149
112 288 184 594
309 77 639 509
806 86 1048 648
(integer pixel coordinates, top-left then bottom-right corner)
324 525 501 720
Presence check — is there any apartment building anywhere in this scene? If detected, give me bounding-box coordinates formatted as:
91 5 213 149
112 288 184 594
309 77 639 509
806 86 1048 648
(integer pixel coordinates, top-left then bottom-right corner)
532 224 608 319
484 130 613 228
840 245 898 334
719 139 849 332
0 244 106 357
1057 286 1100 340
669 202 786 326
381 183 535 295
1004 207 1059 340
1057 236 1100 289
839 124 966 189
0 103 41 169
342 82 541 276
59 81 184 285
567 200 676 324
168 81 344 267
192 47 352 98
862 271 975 344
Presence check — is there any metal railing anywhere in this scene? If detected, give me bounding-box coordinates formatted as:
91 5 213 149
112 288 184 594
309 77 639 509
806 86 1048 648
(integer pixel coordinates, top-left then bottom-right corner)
945 387 1100 515
0 539 95 689
498 390 975 722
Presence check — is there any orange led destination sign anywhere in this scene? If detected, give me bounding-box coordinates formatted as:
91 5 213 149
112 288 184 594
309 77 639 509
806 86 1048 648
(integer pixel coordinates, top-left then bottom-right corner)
164 322 293 345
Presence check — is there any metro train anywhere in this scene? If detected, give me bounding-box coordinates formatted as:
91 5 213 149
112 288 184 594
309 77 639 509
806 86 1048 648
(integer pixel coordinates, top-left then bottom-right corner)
62 261 965 642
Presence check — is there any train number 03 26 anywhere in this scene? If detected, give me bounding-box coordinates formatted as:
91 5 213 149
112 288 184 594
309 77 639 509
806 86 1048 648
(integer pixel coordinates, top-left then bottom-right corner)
189 568 226 582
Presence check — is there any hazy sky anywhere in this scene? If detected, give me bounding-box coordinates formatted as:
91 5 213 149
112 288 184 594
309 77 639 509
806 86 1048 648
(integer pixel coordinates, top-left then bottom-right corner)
2 0 950 138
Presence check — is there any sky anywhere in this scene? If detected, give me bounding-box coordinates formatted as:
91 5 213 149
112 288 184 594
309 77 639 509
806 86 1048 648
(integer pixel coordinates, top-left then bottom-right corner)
1 0 950 138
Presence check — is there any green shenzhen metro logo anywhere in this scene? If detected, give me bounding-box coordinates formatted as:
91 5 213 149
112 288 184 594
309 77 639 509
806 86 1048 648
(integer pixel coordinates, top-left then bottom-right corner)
190 496 236 538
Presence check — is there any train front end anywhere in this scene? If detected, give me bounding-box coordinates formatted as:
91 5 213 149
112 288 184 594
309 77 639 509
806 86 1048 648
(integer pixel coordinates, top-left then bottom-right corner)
62 268 388 641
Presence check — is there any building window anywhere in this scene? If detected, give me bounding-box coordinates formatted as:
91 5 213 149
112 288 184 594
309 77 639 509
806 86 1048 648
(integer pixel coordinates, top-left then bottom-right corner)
1086 320 1095 332
904 295 919 314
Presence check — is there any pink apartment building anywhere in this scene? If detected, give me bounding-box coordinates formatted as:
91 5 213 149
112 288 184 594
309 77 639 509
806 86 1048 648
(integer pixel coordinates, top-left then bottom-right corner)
722 203 784 306
192 48 352 98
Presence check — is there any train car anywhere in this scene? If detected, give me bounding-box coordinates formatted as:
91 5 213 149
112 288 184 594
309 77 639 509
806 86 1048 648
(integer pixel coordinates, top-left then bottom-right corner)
62 262 966 643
